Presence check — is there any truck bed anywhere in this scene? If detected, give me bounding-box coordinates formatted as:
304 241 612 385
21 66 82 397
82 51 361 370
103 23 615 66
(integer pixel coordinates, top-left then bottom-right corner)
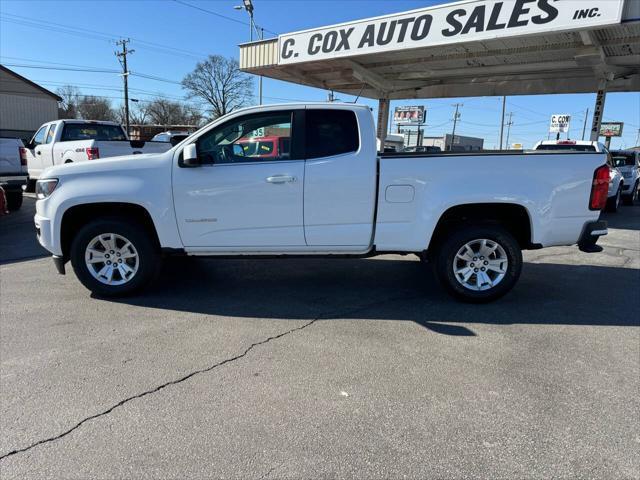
375 150 607 251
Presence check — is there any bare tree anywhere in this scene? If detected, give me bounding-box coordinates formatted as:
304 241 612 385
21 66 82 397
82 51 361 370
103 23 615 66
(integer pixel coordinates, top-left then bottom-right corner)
77 96 116 121
182 55 254 119
116 102 149 125
56 85 81 119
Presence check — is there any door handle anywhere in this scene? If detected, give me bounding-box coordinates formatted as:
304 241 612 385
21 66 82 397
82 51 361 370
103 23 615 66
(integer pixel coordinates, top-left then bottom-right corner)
266 175 296 184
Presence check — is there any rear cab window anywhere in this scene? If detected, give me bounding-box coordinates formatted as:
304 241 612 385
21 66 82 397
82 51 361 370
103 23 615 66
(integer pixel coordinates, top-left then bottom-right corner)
305 109 359 159
61 123 127 142
535 144 597 152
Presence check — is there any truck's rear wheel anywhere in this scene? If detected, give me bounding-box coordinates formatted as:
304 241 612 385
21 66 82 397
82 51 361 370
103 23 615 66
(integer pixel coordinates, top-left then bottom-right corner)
70 218 160 297
433 224 522 303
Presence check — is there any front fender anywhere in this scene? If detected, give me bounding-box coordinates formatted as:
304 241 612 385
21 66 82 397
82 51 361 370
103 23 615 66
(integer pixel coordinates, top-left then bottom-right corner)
35 166 182 256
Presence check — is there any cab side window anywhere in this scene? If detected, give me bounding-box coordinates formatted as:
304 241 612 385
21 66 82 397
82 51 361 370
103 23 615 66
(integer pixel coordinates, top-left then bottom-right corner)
31 126 47 147
196 111 294 165
305 110 359 159
45 125 56 144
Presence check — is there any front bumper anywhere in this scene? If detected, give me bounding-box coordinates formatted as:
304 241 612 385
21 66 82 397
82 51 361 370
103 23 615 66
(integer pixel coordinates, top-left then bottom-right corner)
578 220 608 253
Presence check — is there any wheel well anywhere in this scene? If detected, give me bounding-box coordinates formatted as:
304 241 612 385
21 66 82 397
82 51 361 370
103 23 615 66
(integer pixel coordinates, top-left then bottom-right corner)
429 203 533 251
60 203 160 258
64 159 73 164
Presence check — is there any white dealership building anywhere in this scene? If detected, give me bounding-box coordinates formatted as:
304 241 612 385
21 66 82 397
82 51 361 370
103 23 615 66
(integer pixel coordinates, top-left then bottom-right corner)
239 0 640 147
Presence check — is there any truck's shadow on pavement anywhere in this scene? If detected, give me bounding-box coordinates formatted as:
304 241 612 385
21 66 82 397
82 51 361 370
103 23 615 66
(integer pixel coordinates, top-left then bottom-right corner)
106 256 640 336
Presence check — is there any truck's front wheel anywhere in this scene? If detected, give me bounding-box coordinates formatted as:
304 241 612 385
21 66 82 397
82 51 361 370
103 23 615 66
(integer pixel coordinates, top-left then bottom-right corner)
433 225 522 303
70 219 160 297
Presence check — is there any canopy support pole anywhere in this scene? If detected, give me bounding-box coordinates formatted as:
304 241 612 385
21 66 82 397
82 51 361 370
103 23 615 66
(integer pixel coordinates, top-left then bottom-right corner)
590 78 608 142
377 97 390 152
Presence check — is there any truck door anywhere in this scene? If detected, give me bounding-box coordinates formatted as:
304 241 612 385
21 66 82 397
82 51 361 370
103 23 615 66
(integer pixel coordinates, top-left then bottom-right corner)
39 124 56 166
303 108 377 247
172 109 306 248
24 125 48 179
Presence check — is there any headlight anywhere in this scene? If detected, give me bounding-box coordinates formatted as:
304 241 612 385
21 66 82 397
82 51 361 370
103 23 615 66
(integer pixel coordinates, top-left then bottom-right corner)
35 179 59 199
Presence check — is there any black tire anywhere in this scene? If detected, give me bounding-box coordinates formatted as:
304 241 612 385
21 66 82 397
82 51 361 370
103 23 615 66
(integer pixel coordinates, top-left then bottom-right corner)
433 224 522 303
622 181 638 206
6 191 23 211
606 185 622 213
70 218 161 297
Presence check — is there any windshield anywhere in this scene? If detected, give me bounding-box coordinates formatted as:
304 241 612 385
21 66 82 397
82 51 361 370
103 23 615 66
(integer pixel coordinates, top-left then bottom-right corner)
611 152 635 167
535 144 596 152
61 123 127 141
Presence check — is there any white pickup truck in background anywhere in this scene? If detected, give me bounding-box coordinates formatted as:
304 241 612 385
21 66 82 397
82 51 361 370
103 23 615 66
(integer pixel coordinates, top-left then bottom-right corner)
0 137 28 211
34 104 610 302
23 120 173 183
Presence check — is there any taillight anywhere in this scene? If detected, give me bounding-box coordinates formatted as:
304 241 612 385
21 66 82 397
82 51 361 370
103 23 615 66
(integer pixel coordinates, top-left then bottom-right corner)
589 164 610 210
18 147 28 166
86 147 100 160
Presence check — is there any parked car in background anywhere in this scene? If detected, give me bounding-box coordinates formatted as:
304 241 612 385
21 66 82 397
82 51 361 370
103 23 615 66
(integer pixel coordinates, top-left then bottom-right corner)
611 150 639 205
404 145 442 153
533 140 624 212
23 120 173 184
151 130 191 146
35 103 610 302
0 137 28 211
237 135 291 160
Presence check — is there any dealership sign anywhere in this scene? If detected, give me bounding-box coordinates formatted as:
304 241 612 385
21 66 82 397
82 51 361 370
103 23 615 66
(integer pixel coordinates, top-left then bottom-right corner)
549 114 571 133
394 106 426 125
279 0 624 65
599 122 624 137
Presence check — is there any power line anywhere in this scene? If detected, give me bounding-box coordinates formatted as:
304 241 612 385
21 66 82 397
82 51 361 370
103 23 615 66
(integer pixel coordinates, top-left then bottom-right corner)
172 0 278 36
0 13 209 60
0 63 120 74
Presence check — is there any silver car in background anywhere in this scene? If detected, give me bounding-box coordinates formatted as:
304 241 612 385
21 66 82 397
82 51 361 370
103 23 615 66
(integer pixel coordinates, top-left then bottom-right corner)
611 150 640 205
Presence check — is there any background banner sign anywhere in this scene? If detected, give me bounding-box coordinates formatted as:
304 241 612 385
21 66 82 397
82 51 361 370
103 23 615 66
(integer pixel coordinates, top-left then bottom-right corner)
279 0 624 65
550 114 571 133
394 106 426 125
599 122 624 137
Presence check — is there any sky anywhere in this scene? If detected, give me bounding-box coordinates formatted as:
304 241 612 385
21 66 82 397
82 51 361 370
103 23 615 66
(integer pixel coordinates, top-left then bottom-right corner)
1 0 638 149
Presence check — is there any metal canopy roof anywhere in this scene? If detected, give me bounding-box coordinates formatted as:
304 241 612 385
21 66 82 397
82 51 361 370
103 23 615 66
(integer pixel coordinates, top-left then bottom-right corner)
239 0 640 99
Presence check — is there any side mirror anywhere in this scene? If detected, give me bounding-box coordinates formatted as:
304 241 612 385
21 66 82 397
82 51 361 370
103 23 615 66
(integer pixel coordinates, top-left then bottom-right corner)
181 144 200 168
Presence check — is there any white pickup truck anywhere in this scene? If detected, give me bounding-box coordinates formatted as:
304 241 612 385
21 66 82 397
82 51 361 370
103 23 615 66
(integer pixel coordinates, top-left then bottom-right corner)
0 137 28 211
24 120 172 184
34 104 610 302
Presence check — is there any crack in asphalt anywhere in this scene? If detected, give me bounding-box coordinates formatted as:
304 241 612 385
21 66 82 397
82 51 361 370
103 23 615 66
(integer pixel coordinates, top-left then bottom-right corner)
0 294 418 461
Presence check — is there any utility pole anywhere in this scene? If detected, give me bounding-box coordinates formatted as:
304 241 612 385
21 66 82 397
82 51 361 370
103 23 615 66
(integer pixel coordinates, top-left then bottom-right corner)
499 96 506 150
449 103 462 151
581 108 589 140
505 112 514 149
115 39 134 136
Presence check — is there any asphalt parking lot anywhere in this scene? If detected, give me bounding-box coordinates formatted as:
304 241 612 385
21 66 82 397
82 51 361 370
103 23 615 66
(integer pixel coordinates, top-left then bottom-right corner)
1 196 639 479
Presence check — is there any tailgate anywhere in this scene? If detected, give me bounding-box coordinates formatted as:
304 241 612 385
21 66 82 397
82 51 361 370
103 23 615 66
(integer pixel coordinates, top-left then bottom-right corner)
0 139 24 175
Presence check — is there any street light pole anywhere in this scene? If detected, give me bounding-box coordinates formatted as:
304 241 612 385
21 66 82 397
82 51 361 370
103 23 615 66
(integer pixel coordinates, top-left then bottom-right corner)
236 0 262 105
